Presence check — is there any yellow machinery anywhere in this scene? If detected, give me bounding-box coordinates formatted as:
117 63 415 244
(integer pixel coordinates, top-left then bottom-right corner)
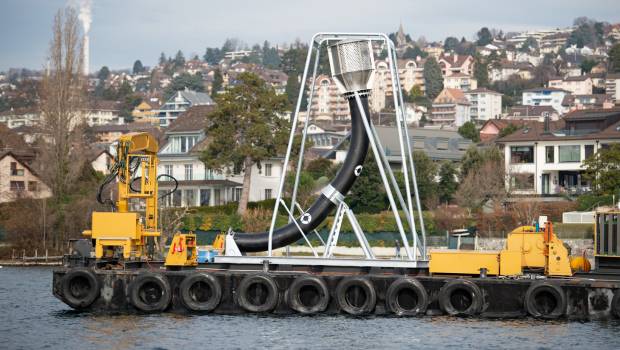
83 132 196 266
430 221 573 277
165 233 198 266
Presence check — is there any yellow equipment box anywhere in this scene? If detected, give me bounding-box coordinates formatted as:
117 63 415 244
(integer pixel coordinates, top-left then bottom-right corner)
91 212 139 239
430 250 500 275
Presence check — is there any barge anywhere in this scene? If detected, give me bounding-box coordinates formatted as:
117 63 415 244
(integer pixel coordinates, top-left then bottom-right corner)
53 33 620 320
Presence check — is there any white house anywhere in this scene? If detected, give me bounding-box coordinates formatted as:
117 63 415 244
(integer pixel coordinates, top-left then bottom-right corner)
547 76 593 95
606 73 620 104
0 109 40 129
464 88 502 122
443 73 477 92
522 87 570 115
496 109 620 196
155 89 215 127
305 123 348 150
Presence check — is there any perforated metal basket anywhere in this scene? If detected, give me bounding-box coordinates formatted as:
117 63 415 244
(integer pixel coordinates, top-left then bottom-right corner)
328 39 375 94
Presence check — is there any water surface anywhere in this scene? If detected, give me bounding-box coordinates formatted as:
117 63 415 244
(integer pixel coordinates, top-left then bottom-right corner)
1 267 619 349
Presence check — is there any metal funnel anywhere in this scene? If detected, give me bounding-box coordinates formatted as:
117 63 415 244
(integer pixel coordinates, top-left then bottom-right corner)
328 39 375 94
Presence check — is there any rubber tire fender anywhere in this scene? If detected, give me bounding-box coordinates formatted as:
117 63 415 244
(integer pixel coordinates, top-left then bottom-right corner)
61 268 100 309
438 279 483 316
178 273 222 312
286 275 330 314
336 276 377 316
610 289 620 319
524 282 566 319
237 273 279 313
128 273 172 312
386 278 428 316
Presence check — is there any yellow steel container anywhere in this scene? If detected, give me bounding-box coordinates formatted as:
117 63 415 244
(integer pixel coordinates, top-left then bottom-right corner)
429 250 500 275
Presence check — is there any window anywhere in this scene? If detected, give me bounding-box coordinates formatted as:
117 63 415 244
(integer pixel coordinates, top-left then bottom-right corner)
265 163 272 177
510 146 534 164
184 164 193 180
559 145 580 163
28 181 38 192
10 162 24 176
265 189 273 200
584 145 594 159
510 174 535 190
10 181 25 191
184 189 195 206
545 146 554 163
172 191 182 207
200 189 211 206
164 165 173 176
233 188 242 202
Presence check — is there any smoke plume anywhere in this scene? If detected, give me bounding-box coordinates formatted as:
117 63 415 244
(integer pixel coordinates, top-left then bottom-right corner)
77 0 92 34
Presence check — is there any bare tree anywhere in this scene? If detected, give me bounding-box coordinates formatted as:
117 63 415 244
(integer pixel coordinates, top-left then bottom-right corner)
38 7 87 250
455 160 507 215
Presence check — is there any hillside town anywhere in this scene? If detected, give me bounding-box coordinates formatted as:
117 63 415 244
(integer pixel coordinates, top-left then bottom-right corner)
1 17 620 255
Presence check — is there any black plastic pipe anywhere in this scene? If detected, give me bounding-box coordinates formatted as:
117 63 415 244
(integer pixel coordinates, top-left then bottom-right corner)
234 94 370 252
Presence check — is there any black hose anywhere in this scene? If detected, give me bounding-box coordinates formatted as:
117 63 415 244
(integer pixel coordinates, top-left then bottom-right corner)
233 95 370 252
157 174 178 200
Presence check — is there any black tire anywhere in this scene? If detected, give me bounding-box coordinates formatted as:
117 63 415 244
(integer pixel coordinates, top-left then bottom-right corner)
61 269 100 309
128 273 171 312
386 278 428 316
286 275 329 314
237 273 279 313
610 290 620 319
336 276 376 315
179 273 222 312
439 279 483 316
524 282 566 319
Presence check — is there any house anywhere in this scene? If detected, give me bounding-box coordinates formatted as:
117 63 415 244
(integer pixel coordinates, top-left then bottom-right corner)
89 149 113 175
305 123 348 150
561 94 614 112
495 108 620 196
0 151 52 203
155 89 215 127
548 76 593 95
308 75 350 122
84 100 124 126
505 105 560 122
90 123 162 144
438 54 474 77
431 88 471 127
0 108 40 128
443 73 477 92
606 73 620 105
157 105 283 207
479 119 531 143
371 58 426 113
132 99 160 124
490 61 535 82
464 88 502 122
522 87 570 115
255 68 288 95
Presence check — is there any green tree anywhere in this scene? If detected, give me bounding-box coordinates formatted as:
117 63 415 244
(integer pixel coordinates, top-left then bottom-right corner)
97 66 110 81
580 59 598 74
460 145 503 180
438 161 458 203
262 41 281 68
285 71 300 107
280 45 308 75
410 151 438 208
498 123 520 138
473 55 489 88
402 46 427 59
608 44 620 73
305 158 336 180
458 121 480 142
211 69 223 97
158 52 167 66
164 72 204 98
204 47 223 65
201 73 289 215
520 37 538 52
132 60 144 75
117 79 133 99
444 37 459 51
423 57 444 100
349 152 386 213
174 50 185 69
476 27 493 46
582 144 620 196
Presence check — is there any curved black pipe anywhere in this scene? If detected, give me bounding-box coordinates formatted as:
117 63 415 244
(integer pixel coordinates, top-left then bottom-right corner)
234 95 370 252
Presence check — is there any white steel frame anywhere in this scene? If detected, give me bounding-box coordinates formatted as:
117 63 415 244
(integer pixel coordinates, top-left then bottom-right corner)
220 33 428 266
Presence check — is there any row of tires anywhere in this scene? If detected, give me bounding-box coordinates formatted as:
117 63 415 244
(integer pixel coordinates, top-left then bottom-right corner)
59 269 620 318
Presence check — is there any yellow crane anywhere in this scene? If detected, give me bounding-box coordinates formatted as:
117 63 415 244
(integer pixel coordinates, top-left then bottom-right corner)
83 132 196 266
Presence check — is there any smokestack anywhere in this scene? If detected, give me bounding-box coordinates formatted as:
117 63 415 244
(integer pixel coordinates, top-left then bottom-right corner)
78 0 92 76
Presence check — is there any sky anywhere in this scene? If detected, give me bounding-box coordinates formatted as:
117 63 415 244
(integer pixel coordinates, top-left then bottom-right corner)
0 0 618 72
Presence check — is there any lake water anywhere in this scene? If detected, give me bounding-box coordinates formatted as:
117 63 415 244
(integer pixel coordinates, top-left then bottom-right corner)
1 266 620 350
